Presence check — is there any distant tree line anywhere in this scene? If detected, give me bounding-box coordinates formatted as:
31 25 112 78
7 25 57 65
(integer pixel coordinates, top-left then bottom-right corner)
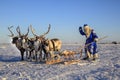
98 41 120 44
112 41 117 44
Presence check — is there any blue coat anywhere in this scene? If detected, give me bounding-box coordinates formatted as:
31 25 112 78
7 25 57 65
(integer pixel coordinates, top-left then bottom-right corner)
79 29 98 54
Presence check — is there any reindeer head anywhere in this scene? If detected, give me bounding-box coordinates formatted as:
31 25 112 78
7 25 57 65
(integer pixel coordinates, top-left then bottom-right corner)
30 24 51 43
16 26 29 43
8 26 29 49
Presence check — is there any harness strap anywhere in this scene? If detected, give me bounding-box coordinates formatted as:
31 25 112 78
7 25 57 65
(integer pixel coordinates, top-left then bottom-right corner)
51 40 56 51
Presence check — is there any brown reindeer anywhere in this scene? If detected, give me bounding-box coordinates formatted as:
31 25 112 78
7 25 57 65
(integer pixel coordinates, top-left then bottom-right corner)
43 38 62 60
8 26 29 60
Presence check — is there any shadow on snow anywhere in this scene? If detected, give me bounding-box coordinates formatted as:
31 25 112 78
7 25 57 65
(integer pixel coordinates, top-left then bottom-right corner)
0 55 20 62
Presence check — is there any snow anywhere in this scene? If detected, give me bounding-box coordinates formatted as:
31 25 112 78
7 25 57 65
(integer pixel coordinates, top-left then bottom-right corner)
0 43 120 80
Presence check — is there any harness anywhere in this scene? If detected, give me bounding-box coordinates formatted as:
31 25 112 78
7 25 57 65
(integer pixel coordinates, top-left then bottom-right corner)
51 40 56 51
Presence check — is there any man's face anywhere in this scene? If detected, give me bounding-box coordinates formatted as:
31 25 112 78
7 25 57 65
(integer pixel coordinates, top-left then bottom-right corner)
84 26 91 38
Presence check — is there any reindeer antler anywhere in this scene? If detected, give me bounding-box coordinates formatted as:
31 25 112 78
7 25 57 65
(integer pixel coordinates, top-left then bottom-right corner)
40 24 51 37
30 25 38 37
8 26 14 37
16 26 21 37
25 27 29 37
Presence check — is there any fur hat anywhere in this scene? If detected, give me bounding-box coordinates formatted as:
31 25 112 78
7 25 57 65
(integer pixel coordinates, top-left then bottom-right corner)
83 24 88 27
83 24 92 38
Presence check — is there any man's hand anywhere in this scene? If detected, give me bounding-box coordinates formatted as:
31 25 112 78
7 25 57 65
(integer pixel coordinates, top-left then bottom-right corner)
94 38 98 42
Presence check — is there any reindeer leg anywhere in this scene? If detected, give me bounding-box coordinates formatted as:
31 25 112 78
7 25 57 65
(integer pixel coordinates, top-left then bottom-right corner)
29 50 32 59
26 50 28 59
21 52 24 61
20 49 25 61
30 50 34 61
42 48 47 61
39 50 42 61
35 51 38 62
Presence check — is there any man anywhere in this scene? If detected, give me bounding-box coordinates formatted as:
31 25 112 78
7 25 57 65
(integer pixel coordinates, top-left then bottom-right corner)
79 24 99 61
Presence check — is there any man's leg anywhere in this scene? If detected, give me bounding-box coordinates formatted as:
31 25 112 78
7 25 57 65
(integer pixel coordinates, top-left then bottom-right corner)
93 44 99 60
83 46 92 60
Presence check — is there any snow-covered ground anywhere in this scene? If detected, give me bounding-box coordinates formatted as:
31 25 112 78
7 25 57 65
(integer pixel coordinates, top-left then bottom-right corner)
0 43 120 80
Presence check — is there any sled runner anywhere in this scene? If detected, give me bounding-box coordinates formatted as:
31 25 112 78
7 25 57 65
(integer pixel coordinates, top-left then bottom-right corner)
64 58 100 65
64 60 80 65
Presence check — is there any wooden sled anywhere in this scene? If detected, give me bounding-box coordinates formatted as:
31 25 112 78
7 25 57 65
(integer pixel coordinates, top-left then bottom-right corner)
46 59 62 64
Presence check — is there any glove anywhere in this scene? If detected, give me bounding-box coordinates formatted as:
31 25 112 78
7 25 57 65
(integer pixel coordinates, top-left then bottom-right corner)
79 26 82 30
94 38 98 42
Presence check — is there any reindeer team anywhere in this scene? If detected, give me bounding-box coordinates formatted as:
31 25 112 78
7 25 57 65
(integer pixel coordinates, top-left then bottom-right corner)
8 24 62 62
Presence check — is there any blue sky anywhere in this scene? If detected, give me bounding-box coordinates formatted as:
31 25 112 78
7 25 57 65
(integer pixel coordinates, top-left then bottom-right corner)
0 0 120 44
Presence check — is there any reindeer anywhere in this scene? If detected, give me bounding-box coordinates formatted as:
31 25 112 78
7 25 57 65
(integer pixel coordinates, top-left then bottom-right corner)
30 25 51 61
43 38 62 60
30 24 62 61
8 26 29 60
